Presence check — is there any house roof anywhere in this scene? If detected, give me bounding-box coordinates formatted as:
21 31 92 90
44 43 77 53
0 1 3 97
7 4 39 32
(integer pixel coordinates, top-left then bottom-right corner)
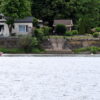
0 16 42 23
15 16 42 23
0 16 34 23
15 16 34 23
53 20 73 26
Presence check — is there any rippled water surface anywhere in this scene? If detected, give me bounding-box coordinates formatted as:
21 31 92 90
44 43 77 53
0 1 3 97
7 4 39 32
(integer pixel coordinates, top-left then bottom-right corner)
0 57 100 100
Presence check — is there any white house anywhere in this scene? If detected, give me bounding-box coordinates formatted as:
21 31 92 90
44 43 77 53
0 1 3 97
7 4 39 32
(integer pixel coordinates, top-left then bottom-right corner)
0 14 10 36
0 14 42 37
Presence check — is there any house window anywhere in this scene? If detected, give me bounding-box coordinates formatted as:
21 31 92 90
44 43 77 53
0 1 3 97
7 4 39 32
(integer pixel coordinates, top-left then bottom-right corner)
26 25 28 32
0 25 4 32
19 25 28 32
0 16 3 19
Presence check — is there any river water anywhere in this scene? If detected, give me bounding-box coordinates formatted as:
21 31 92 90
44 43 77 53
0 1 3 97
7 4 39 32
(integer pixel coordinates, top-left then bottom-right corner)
0 57 100 100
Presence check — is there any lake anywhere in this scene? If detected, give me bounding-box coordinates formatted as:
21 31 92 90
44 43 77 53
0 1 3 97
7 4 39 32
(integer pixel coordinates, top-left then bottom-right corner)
0 57 100 100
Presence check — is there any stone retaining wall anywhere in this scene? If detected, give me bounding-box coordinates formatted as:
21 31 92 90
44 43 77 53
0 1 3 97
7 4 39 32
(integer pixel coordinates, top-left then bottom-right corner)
0 37 19 48
64 39 100 50
42 38 100 51
0 37 100 51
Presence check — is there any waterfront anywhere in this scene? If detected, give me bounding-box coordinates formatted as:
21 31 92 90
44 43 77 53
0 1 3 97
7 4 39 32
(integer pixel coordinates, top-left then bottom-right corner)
0 57 100 100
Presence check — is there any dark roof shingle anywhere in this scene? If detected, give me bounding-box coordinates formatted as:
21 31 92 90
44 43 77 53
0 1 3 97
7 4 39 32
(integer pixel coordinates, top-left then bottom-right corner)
15 16 33 23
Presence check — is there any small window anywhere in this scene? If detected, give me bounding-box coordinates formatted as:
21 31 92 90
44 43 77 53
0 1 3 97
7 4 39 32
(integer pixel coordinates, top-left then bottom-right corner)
0 16 2 19
19 25 26 32
0 25 4 32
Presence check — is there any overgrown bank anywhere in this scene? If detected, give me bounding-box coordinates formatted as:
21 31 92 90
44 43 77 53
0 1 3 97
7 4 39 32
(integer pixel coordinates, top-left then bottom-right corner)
1 36 100 54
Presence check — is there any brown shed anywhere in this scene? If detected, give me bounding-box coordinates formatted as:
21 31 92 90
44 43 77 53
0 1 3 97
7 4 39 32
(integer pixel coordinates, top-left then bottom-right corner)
53 19 73 31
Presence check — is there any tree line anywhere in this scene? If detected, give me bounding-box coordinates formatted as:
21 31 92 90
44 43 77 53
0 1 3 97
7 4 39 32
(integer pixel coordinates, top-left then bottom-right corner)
0 0 100 32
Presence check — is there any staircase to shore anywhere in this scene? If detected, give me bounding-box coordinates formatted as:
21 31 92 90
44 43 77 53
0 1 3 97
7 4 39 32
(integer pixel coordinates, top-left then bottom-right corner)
45 38 71 54
50 38 65 51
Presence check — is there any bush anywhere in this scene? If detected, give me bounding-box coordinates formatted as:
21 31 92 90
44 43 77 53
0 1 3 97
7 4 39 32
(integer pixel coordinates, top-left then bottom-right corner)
71 30 78 35
74 46 100 54
90 47 97 54
78 17 91 34
78 17 86 34
65 31 72 36
93 32 99 38
95 27 100 32
34 28 44 40
42 26 51 36
34 27 50 41
55 24 66 35
19 36 38 53
65 30 78 36
33 17 39 28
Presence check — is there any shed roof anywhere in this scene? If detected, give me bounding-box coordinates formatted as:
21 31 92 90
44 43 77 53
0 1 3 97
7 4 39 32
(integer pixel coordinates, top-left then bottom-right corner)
53 20 73 26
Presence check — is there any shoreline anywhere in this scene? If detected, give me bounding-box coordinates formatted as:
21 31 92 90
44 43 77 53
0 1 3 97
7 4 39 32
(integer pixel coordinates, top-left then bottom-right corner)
1 53 100 57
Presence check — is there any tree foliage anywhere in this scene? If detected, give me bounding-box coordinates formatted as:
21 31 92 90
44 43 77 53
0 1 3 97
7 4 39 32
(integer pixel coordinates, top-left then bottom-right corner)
0 0 31 34
31 0 67 27
0 0 100 35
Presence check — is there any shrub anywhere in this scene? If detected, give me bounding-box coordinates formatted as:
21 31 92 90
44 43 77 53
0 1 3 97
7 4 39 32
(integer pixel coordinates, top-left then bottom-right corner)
78 17 86 34
33 17 39 28
34 28 44 41
95 27 100 32
19 36 38 53
90 47 97 54
55 24 66 35
34 27 50 41
74 47 100 54
71 30 78 35
78 17 91 34
42 26 51 35
65 30 78 36
93 32 99 38
65 31 72 36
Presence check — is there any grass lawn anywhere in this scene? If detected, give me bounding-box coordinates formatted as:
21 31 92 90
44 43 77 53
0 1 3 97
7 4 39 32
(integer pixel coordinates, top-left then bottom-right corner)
73 46 100 54
0 48 44 54
49 34 99 39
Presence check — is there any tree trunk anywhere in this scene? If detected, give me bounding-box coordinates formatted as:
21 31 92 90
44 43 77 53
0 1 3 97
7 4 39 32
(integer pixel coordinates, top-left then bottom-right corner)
48 20 54 27
8 24 13 36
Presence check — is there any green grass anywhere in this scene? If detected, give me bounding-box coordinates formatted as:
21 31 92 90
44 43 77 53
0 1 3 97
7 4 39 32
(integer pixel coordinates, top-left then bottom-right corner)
32 48 45 53
48 35 64 39
73 46 100 54
0 48 45 53
0 48 24 53
49 34 97 39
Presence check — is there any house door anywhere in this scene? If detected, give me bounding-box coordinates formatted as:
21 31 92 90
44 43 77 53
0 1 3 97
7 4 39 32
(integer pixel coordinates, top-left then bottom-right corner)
0 25 4 36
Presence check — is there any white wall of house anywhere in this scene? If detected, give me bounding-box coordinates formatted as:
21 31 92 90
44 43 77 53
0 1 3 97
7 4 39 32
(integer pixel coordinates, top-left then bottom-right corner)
13 23 33 35
0 22 10 37
0 15 10 36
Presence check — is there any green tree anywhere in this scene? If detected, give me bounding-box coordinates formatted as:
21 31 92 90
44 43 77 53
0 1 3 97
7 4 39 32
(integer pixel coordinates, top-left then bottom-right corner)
79 16 92 34
1 0 31 35
79 17 86 34
33 17 39 28
31 0 67 27
66 0 100 28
